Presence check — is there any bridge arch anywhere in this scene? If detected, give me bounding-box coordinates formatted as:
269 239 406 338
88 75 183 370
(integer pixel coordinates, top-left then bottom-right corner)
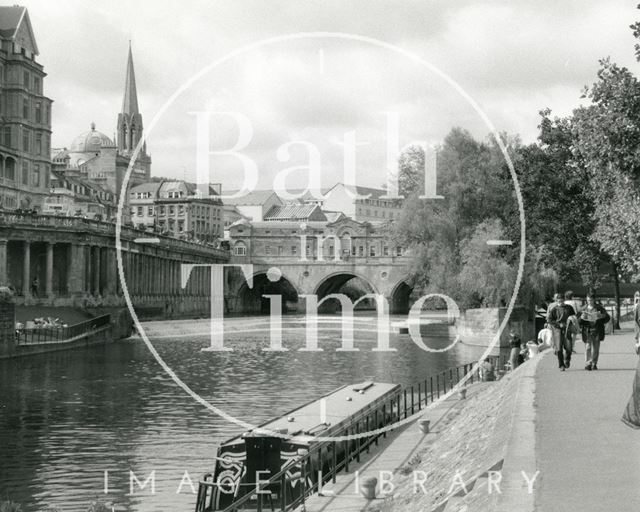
235 270 300 314
312 271 379 314
389 277 414 314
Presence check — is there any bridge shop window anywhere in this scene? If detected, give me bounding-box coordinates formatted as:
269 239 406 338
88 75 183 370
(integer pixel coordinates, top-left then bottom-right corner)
234 242 247 256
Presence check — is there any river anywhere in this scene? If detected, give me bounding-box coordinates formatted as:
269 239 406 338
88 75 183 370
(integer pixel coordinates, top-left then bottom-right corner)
0 314 503 512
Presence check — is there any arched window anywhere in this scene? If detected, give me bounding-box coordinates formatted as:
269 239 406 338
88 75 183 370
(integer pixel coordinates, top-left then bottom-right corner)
234 241 247 256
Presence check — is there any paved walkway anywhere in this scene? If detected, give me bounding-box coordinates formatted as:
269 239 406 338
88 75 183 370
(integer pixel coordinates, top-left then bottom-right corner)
535 323 640 511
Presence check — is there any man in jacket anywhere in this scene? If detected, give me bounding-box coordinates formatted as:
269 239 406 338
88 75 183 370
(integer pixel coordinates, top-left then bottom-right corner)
547 292 575 371
579 294 610 370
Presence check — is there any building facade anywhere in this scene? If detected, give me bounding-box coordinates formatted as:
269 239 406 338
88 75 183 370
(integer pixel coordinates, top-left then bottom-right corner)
228 217 405 261
322 183 404 222
0 6 53 210
130 180 224 241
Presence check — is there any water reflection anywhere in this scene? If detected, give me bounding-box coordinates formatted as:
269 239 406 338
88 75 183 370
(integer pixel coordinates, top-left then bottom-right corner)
0 315 504 511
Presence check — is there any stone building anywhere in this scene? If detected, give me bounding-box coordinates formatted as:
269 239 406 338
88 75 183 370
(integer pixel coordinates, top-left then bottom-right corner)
0 5 53 210
129 180 224 241
228 217 404 261
44 171 116 219
322 183 404 222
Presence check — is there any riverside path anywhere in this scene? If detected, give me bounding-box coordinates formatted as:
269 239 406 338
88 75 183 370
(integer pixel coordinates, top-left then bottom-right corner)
534 322 640 511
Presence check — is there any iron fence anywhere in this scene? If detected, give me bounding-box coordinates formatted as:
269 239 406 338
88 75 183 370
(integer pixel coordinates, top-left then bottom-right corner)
16 314 111 345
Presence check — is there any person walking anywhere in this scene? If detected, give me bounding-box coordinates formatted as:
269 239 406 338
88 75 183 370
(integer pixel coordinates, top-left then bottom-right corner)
547 292 574 371
579 294 610 371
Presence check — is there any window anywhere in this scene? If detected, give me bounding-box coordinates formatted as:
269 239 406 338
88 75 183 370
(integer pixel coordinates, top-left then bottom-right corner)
35 134 42 155
5 159 15 181
358 245 364 256
178 221 184 232
351 245 356 256
396 246 403 256
21 161 29 185
278 246 283 256
23 98 29 119
3 126 11 147
35 102 42 123
23 71 29 89
265 246 271 255
169 206 175 215
370 245 376 257
22 129 29 151
32 164 40 187
383 246 389 256
159 206 165 215
292 246 297 255
137 206 143 216
234 243 247 256
178 205 184 215
34 76 41 94
147 206 153 216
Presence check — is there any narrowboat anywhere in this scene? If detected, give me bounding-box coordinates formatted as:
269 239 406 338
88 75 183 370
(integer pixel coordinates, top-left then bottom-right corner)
195 381 403 511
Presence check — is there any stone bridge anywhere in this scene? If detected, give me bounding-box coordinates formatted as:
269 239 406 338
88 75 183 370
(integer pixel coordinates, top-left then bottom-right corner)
225 254 414 314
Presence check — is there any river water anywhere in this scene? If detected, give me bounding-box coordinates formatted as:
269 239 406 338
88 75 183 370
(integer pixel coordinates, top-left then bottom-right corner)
0 314 502 512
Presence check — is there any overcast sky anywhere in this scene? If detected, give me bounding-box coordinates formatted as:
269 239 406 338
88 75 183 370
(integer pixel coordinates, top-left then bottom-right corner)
14 0 640 190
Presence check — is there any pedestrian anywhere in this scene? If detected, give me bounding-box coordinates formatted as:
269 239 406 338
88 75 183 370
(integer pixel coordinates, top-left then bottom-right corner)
31 277 39 298
508 330 521 370
546 292 574 371
578 294 610 371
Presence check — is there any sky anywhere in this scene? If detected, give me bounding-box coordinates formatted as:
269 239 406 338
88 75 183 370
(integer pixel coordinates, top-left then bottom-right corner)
12 0 640 191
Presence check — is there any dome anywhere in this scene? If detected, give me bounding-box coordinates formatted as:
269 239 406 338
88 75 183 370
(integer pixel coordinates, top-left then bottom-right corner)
69 122 114 153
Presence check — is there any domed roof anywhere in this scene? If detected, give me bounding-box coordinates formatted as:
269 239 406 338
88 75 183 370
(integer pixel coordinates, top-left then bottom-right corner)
69 123 115 153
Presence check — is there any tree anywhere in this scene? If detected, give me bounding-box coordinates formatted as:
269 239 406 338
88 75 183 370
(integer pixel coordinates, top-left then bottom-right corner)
393 128 520 309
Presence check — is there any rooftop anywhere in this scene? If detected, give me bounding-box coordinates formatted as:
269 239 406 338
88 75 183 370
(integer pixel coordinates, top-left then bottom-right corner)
264 203 326 221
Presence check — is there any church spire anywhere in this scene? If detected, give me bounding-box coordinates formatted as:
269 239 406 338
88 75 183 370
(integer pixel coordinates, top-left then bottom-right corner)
121 42 139 115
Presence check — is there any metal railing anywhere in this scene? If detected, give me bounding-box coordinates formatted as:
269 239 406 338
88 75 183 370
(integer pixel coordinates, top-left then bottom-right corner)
16 314 111 345
196 355 509 512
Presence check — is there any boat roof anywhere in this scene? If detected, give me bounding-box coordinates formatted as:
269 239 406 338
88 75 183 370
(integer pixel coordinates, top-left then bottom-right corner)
222 382 400 447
